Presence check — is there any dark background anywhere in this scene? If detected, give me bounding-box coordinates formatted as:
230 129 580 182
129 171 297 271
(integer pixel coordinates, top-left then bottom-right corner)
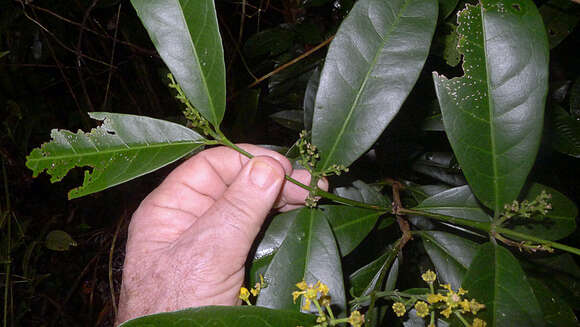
0 0 578 326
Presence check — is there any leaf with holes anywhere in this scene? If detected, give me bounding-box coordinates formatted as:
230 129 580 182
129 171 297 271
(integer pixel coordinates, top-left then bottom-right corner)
433 0 549 213
312 0 437 171
131 0 226 126
26 112 206 199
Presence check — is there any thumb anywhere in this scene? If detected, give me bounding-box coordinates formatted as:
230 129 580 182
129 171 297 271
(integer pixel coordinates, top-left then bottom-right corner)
198 156 286 242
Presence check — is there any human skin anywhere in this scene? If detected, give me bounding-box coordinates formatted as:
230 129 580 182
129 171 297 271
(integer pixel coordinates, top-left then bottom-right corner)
115 144 326 325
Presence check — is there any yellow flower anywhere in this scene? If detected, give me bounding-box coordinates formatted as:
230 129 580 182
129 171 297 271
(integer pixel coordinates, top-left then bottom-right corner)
318 282 330 296
347 310 365 327
392 302 406 317
469 299 486 314
292 280 329 311
422 270 437 284
460 299 471 313
250 274 266 297
472 318 487 327
414 301 429 318
239 287 250 302
427 293 445 304
441 306 453 318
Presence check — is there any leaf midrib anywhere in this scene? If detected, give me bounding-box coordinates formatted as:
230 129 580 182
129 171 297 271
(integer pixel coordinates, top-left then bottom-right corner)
479 4 501 214
319 0 412 170
175 0 219 125
28 140 203 164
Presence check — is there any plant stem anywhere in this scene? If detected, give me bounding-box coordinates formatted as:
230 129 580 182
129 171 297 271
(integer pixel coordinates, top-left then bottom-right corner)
215 133 580 257
216 134 390 212
350 290 425 305
401 208 580 256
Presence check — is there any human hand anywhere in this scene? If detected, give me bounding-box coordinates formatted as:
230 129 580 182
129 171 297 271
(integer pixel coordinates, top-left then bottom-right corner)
116 145 327 325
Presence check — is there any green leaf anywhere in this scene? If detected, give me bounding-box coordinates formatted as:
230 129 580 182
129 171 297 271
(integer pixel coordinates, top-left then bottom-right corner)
420 231 479 289
528 278 580 327
506 183 577 240
256 208 346 315
26 112 205 199
321 205 385 256
243 27 295 58
0 50 8 59
119 305 316 327
270 110 304 131
312 0 438 171
431 22 461 67
45 230 77 251
433 0 550 213
413 185 492 223
462 242 545 327
303 67 320 131
334 180 391 207
548 105 580 158
525 254 580 310
249 210 299 286
439 0 460 20
349 245 399 298
539 0 580 49
130 0 226 126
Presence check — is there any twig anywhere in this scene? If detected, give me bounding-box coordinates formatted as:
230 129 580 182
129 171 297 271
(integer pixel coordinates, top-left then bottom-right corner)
76 0 100 113
391 181 412 250
109 212 125 319
228 35 334 101
103 3 122 110
19 1 116 68
247 35 333 89
28 4 156 56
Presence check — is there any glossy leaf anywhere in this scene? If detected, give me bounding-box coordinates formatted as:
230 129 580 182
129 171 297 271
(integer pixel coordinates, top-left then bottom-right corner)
420 231 479 289
0 50 8 59
462 242 545 327
413 185 492 223
131 0 225 126
256 208 346 315
507 183 577 240
528 278 580 327
549 105 580 158
334 180 391 207
526 254 580 310
249 210 298 286
119 306 316 327
349 245 399 298
312 0 438 171
433 0 549 213
439 0 459 20
26 113 205 199
321 205 384 256
270 110 304 131
303 67 320 131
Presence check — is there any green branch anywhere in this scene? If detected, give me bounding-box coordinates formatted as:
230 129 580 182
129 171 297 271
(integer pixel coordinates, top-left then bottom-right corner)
215 131 580 257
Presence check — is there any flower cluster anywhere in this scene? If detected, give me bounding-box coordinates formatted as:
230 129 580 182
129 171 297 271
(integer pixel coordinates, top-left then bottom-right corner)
167 73 212 136
391 270 486 327
238 274 265 305
292 280 329 311
297 130 320 170
292 280 364 327
500 190 552 222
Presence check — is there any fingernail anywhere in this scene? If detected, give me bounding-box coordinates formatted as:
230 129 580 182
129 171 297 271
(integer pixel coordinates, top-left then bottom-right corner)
250 160 278 188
